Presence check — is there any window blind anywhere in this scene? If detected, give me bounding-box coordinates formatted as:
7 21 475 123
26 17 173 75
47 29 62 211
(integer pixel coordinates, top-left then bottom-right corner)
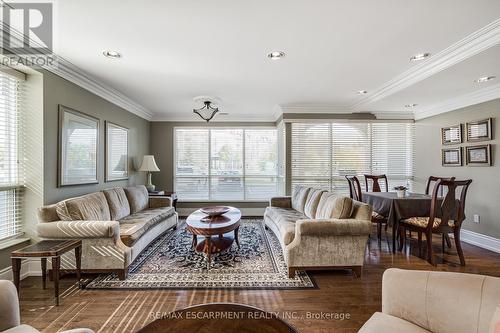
292 122 414 195
174 128 278 201
0 73 24 241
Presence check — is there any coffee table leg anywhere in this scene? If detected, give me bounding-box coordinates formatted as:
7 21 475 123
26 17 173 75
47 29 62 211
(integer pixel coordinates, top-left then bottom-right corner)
41 258 47 289
192 235 197 249
235 226 240 249
52 257 60 306
75 246 82 289
11 258 21 295
205 236 211 270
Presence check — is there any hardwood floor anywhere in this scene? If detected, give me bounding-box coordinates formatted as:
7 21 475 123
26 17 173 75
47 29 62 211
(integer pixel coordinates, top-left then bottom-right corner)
18 228 500 333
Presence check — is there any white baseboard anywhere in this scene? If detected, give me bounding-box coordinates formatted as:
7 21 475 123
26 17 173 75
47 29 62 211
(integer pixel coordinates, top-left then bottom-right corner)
0 259 42 281
458 229 500 254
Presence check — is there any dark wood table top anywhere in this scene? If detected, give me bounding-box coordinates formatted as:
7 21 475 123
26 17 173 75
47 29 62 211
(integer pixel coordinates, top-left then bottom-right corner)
363 192 431 200
11 240 82 258
186 207 241 236
138 303 299 333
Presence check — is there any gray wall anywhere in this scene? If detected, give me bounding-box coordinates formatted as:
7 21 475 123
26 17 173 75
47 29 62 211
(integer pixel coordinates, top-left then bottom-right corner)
42 70 150 204
150 121 276 210
415 99 500 239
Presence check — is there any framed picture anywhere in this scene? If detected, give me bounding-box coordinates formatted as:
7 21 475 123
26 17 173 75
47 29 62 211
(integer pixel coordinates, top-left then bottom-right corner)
466 118 492 142
58 105 99 186
466 144 492 166
441 147 462 167
441 124 462 145
105 121 129 181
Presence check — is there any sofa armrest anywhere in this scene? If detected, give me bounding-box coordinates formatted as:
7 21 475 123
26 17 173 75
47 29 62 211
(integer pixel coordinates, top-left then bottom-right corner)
149 196 173 209
295 218 371 236
37 220 120 239
269 196 292 208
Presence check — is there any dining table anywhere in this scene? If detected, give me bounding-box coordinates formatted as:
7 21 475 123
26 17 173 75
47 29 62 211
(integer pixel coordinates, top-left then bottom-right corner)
362 192 436 253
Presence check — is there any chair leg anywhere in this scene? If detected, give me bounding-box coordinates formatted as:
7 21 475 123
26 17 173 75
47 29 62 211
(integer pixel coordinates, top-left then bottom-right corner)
454 229 466 266
426 231 435 266
377 221 382 240
398 226 405 251
442 234 445 254
417 231 422 257
385 223 388 231
444 234 452 248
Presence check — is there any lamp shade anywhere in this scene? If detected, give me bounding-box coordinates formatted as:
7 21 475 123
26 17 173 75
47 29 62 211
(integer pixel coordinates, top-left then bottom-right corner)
138 155 160 172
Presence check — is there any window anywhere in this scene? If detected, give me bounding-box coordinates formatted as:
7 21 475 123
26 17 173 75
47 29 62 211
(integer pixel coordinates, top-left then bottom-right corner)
292 122 414 194
0 73 24 241
174 128 278 200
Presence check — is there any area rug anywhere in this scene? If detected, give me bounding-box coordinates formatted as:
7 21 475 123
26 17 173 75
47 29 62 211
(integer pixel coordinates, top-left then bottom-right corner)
85 219 315 289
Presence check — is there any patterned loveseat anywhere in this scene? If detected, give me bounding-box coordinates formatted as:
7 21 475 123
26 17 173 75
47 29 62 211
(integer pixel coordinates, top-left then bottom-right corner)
37 185 178 279
264 186 372 278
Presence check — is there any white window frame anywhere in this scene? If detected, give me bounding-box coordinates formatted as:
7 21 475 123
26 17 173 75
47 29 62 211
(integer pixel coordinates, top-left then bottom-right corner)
174 126 279 202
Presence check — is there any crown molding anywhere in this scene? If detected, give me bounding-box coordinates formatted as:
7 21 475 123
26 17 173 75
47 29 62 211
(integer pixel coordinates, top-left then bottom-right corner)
353 18 500 111
280 105 352 113
1 23 153 120
415 83 500 120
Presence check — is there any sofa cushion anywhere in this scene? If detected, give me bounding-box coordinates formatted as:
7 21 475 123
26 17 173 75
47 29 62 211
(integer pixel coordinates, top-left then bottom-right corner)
119 207 175 247
265 207 307 245
358 312 430 333
55 192 111 221
490 306 500 333
304 189 326 219
103 188 131 220
291 186 310 214
124 185 149 214
315 193 353 219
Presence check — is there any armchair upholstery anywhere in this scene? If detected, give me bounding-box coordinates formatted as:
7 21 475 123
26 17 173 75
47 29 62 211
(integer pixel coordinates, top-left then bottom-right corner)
0 280 93 333
264 186 372 277
359 269 500 333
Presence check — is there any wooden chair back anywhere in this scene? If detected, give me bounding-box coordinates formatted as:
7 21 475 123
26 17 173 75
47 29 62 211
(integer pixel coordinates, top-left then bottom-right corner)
364 174 388 192
429 178 472 230
345 175 362 201
425 176 453 195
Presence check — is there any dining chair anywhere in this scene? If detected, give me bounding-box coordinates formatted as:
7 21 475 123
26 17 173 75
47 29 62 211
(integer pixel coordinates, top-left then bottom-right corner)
364 174 388 193
345 175 387 240
425 176 453 195
398 178 472 266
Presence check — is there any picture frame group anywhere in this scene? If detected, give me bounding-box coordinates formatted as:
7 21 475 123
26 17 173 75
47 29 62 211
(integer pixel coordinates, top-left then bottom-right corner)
441 118 493 167
58 105 129 187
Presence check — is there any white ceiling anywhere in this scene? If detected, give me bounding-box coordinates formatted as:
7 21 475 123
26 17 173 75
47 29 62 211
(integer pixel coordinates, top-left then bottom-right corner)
52 0 500 121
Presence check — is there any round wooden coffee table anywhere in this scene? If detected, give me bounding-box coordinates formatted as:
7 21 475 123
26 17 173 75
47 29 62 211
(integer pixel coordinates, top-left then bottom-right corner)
186 207 241 269
138 303 299 333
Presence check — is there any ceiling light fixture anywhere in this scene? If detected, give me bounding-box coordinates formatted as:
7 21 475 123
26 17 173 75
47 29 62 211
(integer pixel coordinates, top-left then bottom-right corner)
405 103 418 108
475 76 496 83
193 101 219 122
357 90 368 95
268 51 286 60
103 50 121 58
410 53 430 61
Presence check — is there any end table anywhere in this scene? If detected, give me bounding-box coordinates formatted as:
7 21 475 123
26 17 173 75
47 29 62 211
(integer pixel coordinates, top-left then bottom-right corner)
11 240 82 306
149 191 178 211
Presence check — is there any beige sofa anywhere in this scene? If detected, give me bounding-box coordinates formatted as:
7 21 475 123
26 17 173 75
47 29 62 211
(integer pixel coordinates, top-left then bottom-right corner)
359 268 500 333
264 186 372 278
0 280 93 333
37 185 178 279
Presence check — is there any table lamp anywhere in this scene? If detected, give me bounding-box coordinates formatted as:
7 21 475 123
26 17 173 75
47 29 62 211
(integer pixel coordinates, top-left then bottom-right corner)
138 155 160 192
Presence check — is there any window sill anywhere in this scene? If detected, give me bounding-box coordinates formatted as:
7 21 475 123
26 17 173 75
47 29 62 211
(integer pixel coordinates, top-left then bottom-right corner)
178 200 268 203
0 237 30 251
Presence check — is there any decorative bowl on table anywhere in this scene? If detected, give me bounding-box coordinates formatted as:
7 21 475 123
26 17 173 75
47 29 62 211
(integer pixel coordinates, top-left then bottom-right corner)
200 206 231 217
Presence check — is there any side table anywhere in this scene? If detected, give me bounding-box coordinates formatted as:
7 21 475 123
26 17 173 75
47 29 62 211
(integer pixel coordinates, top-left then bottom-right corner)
149 191 178 211
11 240 82 306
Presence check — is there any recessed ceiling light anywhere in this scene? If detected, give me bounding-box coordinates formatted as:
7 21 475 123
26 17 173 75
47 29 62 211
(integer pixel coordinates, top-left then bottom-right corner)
357 90 368 95
410 53 430 61
405 103 418 108
475 76 496 83
267 51 286 60
103 50 121 58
